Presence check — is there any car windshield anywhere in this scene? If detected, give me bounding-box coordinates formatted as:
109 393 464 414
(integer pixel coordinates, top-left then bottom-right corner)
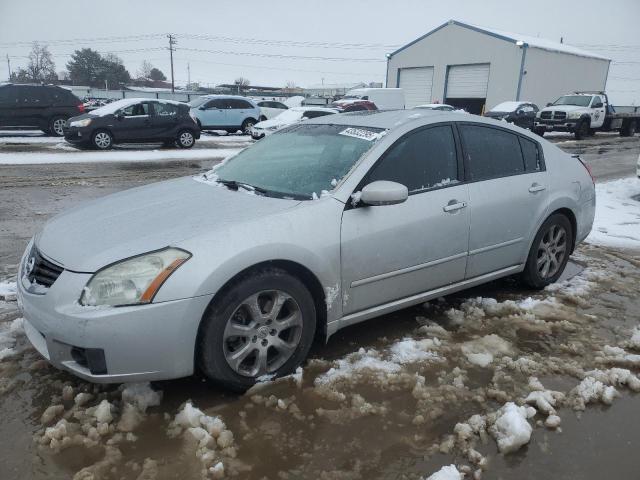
189 97 209 108
489 101 523 112
212 123 385 199
553 95 592 107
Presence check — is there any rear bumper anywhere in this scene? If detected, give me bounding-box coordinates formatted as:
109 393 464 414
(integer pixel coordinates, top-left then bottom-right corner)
17 245 213 383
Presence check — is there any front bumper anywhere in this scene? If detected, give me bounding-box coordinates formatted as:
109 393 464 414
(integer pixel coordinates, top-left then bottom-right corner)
63 126 92 144
535 119 579 131
17 246 213 383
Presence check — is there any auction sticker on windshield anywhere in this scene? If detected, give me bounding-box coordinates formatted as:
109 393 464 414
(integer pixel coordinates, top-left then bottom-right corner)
339 127 382 141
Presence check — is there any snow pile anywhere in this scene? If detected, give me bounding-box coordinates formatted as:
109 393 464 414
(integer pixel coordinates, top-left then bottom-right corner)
461 334 513 367
314 348 402 388
629 327 640 350
587 177 640 249
0 281 17 302
424 465 462 480
121 382 162 413
596 345 640 367
524 377 565 416
488 402 536 454
0 318 24 361
570 376 618 409
389 338 441 364
167 401 238 478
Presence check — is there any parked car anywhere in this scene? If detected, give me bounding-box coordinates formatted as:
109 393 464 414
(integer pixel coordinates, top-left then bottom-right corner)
484 101 539 130
250 106 338 139
256 100 288 121
414 103 457 111
18 110 595 391
64 98 200 149
189 95 260 134
331 100 378 112
535 91 640 139
0 83 85 136
334 87 405 110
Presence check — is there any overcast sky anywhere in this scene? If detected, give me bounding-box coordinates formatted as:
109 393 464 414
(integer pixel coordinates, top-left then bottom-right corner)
1 0 639 103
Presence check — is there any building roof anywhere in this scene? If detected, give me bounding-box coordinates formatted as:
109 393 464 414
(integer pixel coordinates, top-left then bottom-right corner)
390 20 610 61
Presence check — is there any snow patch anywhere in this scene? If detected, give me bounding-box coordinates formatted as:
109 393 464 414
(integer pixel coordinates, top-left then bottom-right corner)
425 465 462 480
488 402 536 454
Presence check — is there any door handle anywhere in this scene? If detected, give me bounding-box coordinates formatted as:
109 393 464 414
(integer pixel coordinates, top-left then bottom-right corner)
528 183 546 193
443 201 467 213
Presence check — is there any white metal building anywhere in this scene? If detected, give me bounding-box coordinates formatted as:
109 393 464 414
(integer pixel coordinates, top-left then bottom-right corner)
386 20 611 113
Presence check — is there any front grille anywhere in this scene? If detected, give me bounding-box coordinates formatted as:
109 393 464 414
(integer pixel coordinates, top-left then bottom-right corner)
27 249 64 288
540 111 552 119
553 111 567 120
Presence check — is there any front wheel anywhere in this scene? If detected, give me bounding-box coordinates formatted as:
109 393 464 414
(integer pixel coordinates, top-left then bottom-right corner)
197 269 316 392
521 214 573 289
241 118 256 135
177 129 195 149
92 130 113 150
574 120 589 140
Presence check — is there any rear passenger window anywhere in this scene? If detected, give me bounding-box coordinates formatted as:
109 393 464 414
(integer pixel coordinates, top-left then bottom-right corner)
367 125 459 192
519 137 542 172
460 125 524 181
154 102 178 116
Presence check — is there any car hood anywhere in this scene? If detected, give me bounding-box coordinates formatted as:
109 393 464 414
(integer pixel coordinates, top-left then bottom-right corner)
36 176 301 272
67 112 102 123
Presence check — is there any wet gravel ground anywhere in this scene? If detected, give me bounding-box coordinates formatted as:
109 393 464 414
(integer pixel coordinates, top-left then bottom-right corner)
0 131 639 479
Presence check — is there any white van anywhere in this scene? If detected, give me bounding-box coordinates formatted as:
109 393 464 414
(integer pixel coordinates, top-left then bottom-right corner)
336 88 405 110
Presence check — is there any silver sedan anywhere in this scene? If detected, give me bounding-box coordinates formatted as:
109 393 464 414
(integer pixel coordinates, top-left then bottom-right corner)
17 110 595 391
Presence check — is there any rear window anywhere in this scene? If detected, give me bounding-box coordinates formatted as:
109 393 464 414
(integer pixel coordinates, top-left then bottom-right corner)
460 125 525 181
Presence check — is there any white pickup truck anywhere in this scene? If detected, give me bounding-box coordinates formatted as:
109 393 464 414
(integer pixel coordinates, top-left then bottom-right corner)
534 91 640 140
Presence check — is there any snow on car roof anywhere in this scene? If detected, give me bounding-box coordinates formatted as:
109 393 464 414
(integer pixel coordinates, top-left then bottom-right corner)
489 101 528 112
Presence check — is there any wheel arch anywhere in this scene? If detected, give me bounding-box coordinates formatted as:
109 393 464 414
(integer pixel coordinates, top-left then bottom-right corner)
194 259 328 369
547 207 578 253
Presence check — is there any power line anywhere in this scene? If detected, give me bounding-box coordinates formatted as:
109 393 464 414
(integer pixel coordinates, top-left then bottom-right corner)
177 47 384 63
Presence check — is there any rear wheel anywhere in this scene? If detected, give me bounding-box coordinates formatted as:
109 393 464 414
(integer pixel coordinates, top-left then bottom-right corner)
91 130 113 150
176 129 195 149
574 119 589 140
620 120 637 137
241 118 256 135
49 116 67 137
521 214 573 289
198 268 316 392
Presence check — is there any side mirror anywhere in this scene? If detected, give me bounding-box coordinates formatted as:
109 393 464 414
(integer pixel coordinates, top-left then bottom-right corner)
546 102 552 107
516 109 524 116
593 102 603 108
360 181 408 206
115 113 123 120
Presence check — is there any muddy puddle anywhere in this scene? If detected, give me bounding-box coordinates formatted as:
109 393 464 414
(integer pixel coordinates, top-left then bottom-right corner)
1 244 640 479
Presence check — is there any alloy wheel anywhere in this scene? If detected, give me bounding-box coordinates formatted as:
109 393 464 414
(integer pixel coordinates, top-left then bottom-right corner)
94 132 111 149
536 224 567 279
52 118 66 136
179 131 194 147
223 290 303 377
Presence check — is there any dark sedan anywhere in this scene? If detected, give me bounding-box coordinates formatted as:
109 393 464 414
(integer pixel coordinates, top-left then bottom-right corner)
64 98 200 149
484 101 539 130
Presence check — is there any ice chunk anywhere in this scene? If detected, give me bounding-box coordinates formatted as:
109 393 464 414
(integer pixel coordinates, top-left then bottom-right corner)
121 382 162 413
425 465 462 480
461 334 512 367
489 402 534 453
0 281 17 302
94 400 114 424
389 338 440 364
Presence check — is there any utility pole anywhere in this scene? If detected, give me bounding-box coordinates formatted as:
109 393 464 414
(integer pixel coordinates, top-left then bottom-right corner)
167 34 177 93
6 54 11 81
187 63 191 90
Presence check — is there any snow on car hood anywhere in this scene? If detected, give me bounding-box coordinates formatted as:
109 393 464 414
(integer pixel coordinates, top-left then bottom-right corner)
35 176 300 272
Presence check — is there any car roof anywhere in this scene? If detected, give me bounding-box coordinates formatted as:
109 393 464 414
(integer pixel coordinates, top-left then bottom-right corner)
202 94 254 100
292 106 338 112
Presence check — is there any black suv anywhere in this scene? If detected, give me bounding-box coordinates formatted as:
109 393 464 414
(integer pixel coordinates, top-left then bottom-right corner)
0 83 85 136
64 98 200 149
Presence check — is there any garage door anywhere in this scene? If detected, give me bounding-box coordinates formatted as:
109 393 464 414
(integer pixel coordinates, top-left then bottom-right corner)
398 67 433 108
446 64 490 98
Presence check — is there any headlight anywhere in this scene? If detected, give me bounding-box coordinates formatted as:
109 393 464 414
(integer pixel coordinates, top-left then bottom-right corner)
567 112 582 119
266 125 280 131
69 118 92 128
80 248 191 307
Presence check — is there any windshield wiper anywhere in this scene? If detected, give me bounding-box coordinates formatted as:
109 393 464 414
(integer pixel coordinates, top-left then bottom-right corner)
216 178 269 195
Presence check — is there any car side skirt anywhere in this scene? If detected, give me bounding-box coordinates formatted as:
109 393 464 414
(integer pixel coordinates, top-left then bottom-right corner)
327 264 523 337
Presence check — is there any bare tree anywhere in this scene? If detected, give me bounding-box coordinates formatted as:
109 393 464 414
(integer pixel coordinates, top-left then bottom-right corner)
285 81 298 89
233 77 250 93
25 42 56 82
137 60 153 79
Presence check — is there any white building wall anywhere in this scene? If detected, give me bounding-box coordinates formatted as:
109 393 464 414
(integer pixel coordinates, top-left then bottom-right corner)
387 22 523 110
520 48 610 107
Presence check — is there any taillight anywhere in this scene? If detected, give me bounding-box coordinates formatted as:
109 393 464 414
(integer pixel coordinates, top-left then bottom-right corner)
574 154 594 183
77 103 85 113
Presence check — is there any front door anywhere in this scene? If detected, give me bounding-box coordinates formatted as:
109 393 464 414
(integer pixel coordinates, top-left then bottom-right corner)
200 98 229 129
458 123 549 278
341 124 470 314
590 95 606 129
114 101 151 141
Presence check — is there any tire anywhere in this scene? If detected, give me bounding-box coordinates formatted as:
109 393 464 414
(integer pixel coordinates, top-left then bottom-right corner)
91 130 113 150
533 127 545 137
521 214 573 289
574 119 589 140
620 120 637 137
198 268 317 392
176 129 195 149
48 116 67 137
241 118 256 135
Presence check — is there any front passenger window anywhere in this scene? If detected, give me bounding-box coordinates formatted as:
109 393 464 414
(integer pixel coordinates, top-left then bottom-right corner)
460 125 524 181
366 125 459 192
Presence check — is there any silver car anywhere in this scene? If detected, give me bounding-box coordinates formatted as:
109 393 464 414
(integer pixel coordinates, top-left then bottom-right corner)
17 110 596 391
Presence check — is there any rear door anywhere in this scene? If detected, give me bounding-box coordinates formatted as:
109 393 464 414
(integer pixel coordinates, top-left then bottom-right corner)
228 98 254 128
0 85 16 126
12 86 45 127
150 101 180 138
458 123 548 278
341 124 470 314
